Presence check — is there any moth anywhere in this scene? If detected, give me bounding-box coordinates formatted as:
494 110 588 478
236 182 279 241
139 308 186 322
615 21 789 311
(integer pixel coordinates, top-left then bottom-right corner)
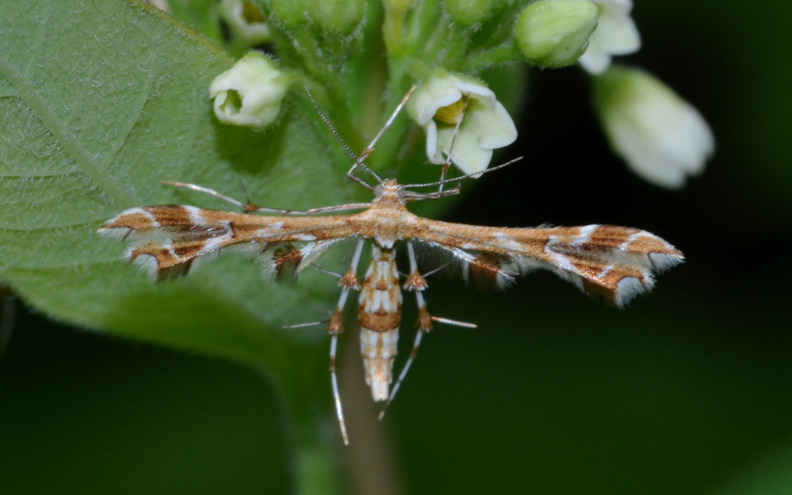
98 88 684 444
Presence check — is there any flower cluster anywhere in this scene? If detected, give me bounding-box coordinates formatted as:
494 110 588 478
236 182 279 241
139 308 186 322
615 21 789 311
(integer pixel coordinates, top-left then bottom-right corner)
207 0 712 188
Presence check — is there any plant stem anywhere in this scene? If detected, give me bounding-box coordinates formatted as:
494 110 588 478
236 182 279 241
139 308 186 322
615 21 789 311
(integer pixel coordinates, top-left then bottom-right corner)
292 431 341 495
462 44 520 73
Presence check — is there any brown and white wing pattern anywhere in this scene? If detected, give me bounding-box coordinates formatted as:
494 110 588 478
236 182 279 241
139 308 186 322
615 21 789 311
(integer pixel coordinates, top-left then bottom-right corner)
417 221 684 306
97 205 356 280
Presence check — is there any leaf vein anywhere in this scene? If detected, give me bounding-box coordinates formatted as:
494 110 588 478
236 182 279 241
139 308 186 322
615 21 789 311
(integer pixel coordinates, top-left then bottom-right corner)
0 56 133 209
98 69 157 175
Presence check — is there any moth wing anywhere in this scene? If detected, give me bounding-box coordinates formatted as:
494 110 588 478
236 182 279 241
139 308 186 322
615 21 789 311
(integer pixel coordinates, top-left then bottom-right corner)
417 221 684 306
411 239 519 290
98 206 347 281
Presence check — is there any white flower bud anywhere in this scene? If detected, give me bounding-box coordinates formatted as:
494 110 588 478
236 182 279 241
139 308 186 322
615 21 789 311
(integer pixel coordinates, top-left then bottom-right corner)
514 0 599 68
409 71 517 176
209 52 290 130
593 67 714 189
579 0 641 75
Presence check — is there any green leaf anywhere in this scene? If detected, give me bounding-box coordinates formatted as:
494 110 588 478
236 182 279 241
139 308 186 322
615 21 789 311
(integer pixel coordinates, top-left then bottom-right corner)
167 0 225 48
0 2 359 490
0 0 355 365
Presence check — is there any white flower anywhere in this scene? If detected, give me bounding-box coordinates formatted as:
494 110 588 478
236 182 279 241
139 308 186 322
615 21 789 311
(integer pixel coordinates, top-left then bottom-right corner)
593 67 714 189
219 0 271 46
409 71 517 176
209 52 289 130
579 0 640 75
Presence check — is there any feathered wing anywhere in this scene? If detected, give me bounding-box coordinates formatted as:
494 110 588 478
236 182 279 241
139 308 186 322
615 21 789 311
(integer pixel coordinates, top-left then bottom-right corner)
97 206 356 281
416 220 684 306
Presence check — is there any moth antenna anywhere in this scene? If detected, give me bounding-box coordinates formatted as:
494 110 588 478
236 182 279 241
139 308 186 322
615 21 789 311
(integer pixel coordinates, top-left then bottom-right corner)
403 156 524 201
304 86 359 162
304 85 380 191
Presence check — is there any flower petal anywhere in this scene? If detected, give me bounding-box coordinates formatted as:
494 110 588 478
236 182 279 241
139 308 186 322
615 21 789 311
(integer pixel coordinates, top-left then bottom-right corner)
410 71 517 176
594 67 714 189
579 0 641 75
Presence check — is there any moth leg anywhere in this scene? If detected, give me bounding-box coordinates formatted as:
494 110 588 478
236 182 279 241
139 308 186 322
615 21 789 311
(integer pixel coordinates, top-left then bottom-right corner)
308 264 343 280
160 180 282 213
327 239 365 445
282 320 328 329
431 316 477 328
437 92 471 194
161 180 371 216
347 85 418 190
328 334 348 445
379 241 432 420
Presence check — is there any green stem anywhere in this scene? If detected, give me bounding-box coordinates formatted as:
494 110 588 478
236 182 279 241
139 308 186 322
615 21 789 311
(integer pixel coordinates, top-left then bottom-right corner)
262 353 344 495
290 31 346 98
291 426 341 495
461 43 521 73
383 2 407 55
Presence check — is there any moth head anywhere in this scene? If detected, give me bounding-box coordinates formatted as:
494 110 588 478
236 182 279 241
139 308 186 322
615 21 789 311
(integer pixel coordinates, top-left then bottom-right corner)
373 179 408 204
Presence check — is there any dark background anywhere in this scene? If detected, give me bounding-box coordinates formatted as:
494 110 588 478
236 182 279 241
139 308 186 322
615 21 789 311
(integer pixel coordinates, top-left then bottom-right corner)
2 1 790 494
